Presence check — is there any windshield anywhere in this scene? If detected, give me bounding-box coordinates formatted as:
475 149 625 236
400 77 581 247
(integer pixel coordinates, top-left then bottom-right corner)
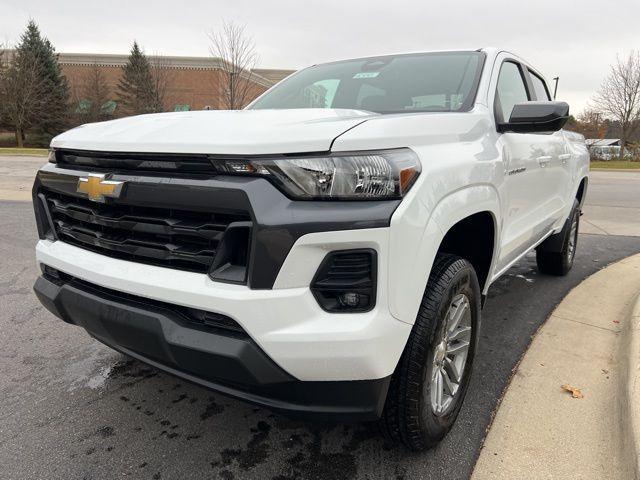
249 51 485 114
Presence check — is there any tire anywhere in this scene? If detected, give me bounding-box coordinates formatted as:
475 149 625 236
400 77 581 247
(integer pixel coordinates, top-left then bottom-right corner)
536 199 580 276
379 253 481 451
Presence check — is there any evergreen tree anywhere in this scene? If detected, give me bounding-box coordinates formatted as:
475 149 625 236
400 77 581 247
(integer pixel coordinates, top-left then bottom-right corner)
13 20 70 135
117 42 158 115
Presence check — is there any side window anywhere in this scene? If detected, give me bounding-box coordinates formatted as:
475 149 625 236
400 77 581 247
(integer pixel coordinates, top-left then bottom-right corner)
495 61 529 123
529 71 551 101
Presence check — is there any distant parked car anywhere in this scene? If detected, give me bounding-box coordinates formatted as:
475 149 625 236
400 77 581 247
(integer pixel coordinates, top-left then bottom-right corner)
591 145 620 160
590 145 635 161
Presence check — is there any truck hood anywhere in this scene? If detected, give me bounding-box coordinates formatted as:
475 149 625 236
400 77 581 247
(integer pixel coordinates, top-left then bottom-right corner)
51 109 376 155
332 109 494 152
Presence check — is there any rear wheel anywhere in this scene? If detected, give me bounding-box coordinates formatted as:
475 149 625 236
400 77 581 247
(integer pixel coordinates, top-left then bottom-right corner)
380 254 480 451
536 199 580 276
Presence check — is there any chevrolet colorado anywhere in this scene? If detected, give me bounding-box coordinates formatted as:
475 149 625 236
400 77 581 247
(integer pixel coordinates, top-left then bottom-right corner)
32 48 589 450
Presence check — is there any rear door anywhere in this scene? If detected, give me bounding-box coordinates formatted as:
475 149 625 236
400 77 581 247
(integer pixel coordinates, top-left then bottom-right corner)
527 69 571 218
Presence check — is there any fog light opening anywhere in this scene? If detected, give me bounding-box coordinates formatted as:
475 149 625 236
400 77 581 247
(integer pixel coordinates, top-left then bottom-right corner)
311 249 377 313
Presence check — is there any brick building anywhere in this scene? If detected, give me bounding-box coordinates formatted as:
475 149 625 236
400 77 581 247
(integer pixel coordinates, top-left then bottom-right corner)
58 52 294 113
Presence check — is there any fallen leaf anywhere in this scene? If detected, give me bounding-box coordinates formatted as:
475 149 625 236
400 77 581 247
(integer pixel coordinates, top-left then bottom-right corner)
561 384 584 399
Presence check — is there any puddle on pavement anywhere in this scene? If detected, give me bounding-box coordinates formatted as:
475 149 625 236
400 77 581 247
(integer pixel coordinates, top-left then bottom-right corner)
63 341 123 392
86 364 116 389
511 273 535 283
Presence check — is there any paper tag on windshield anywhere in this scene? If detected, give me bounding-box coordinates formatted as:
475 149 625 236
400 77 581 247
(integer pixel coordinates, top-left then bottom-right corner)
353 72 380 79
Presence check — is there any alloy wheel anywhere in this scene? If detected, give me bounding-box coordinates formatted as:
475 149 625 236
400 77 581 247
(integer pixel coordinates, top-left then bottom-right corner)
567 214 578 263
429 293 472 416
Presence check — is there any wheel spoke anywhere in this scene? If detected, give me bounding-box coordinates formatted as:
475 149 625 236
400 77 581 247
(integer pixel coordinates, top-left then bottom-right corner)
447 296 467 334
448 325 471 342
444 356 462 384
440 362 458 395
446 340 469 356
432 368 444 412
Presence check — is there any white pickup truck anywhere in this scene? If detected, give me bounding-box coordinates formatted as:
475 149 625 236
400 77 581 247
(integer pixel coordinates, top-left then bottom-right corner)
32 48 588 450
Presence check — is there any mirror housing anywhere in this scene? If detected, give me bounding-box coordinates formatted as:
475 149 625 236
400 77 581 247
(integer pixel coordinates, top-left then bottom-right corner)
499 101 570 133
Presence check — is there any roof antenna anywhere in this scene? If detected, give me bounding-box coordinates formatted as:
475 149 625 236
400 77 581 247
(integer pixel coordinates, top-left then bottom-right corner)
552 77 559 100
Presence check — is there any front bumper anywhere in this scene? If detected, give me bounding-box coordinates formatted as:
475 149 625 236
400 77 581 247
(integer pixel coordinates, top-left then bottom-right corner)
36 233 412 382
34 273 390 421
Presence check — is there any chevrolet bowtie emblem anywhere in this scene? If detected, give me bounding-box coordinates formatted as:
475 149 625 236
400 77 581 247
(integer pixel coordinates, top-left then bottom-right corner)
77 174 124 202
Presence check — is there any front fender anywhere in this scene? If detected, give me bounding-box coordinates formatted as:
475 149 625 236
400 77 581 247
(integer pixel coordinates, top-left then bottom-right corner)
388 184 501 324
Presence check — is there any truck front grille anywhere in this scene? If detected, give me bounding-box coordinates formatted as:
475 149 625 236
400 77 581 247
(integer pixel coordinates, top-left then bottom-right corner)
43 190 251 274
54 149 215 173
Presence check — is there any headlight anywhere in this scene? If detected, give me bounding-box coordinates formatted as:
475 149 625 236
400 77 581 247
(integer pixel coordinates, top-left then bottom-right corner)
213 148 421 200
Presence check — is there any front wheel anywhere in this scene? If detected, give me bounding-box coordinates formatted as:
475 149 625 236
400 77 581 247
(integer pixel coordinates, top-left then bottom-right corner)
380 254 480 451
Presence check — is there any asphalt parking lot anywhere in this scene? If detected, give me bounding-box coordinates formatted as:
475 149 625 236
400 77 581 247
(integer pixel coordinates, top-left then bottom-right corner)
1 159 639 480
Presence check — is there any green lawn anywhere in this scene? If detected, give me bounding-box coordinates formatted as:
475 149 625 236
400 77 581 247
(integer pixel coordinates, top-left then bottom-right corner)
590 160 640 170
0 147 49 156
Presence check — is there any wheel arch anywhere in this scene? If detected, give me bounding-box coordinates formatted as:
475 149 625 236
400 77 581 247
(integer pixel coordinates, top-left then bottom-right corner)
437 211 496 295
576 176 588 209
388 184 501 324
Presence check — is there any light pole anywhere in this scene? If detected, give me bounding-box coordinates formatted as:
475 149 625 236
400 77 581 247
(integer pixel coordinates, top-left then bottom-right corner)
552 77 559 100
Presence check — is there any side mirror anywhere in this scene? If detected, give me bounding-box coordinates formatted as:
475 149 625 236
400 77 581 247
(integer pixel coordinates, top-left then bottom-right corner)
499 101 570 133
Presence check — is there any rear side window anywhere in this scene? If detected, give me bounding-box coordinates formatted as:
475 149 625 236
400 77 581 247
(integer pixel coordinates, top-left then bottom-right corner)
529 71 551 101
495 61 529 123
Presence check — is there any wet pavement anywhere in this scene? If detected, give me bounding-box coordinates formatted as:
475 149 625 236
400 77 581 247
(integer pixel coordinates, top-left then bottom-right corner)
1 198 639 480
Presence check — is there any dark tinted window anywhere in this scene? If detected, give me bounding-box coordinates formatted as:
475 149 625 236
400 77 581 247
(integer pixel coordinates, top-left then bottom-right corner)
250 52 485 113
495 61 529 122
529 71 551 101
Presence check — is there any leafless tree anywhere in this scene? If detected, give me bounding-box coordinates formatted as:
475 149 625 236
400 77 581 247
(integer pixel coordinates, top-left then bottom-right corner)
574 109 608 139
592 51 640 157
0 48 48 147
80 63 111 122
150 54 173 112
208 21 259 109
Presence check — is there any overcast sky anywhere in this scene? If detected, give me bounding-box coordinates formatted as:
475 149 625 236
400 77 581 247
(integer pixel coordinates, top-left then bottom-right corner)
3 0 639 115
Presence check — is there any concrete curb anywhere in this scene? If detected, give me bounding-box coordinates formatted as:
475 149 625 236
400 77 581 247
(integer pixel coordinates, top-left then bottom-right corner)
624 292 640 479
472 254 640 480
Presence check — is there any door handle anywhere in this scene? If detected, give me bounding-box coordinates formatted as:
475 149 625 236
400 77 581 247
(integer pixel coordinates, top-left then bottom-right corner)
559 153 571 165
537 155 552 167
